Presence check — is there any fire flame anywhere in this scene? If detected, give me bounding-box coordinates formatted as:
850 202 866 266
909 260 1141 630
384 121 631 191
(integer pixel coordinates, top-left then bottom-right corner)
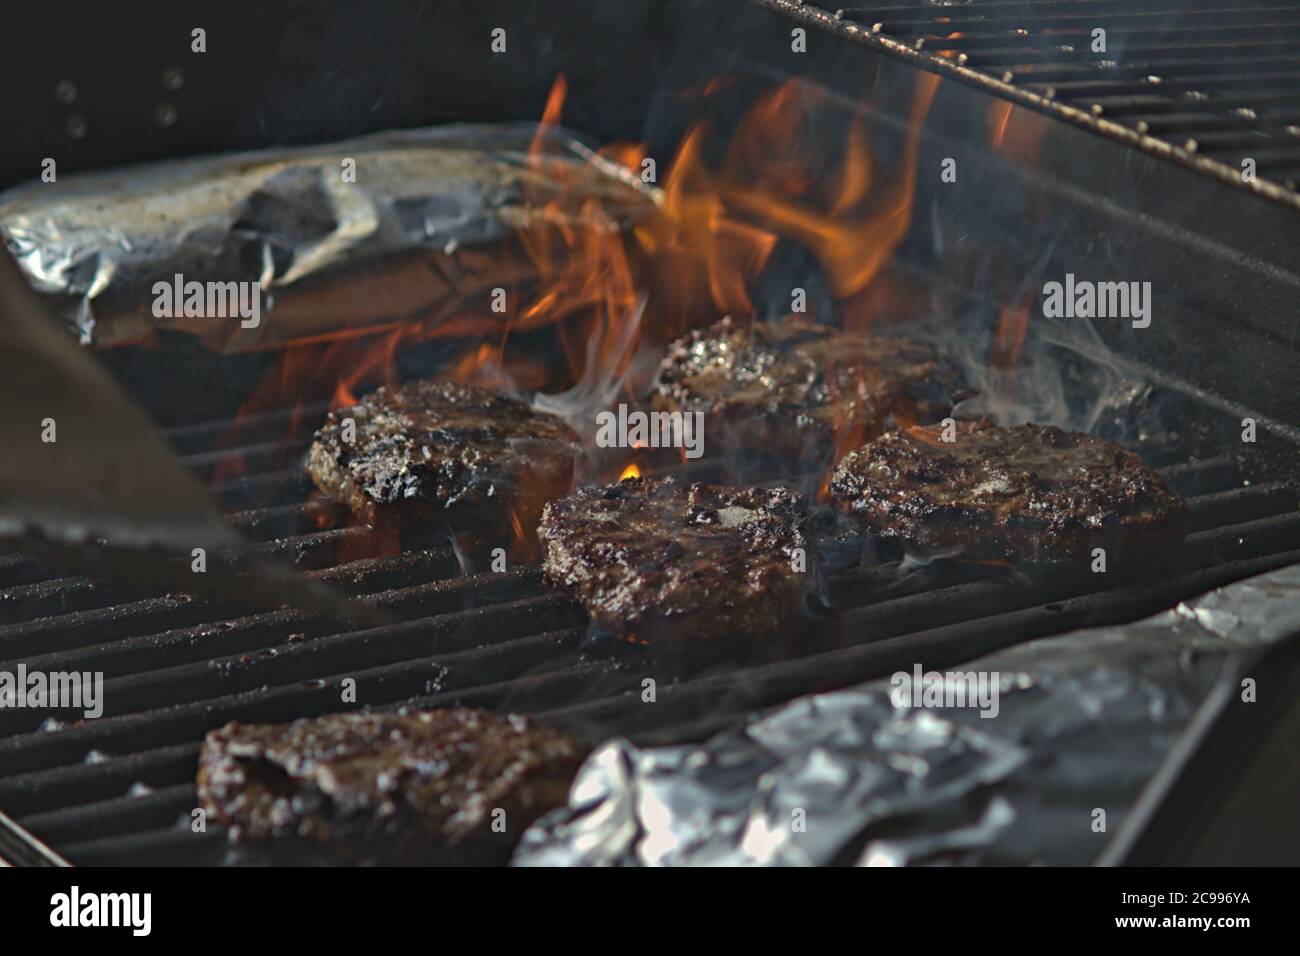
735 81 932 274
619 463 641 481
989 99 1048 164
992 297 1031 373
212 68 947 518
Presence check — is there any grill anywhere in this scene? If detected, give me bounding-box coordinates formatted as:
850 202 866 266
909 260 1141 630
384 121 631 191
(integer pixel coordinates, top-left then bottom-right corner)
1 383 1297 865
3 0 1299 869
749 0 1300 207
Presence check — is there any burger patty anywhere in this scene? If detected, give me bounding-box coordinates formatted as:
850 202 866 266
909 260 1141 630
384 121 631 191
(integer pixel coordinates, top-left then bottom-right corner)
197 708 587 865
306 380 579 534
830 419 1189 563
539 475 808 643
653 316 941 466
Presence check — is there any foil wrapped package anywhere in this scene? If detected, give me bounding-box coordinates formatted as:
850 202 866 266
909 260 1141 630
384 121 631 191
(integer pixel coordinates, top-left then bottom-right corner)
514 564 1300 866
0 124 654 352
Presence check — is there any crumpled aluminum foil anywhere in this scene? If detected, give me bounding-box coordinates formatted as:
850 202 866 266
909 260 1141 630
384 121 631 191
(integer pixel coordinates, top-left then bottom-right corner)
514 563 1300 866
0 123 654 352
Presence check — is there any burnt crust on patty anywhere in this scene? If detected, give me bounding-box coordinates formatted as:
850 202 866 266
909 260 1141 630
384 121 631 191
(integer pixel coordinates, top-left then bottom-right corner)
538 475 809 644
197 708 588 865
306 380 580 534
653 316 942 467
829 418 1189 564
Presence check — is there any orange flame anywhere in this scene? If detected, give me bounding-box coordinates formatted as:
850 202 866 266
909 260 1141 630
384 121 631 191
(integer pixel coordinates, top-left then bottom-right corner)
992 297 1031 373
513 68 944 390
211 70 946 529
719 73 940 332
989 100 1048 165
985 295 1033 406
990 101 1014 151
519 75 651 389
619 463 641 481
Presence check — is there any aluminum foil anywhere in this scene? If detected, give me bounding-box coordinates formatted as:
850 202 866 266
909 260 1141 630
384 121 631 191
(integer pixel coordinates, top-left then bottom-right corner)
0 123 654 352
514 563 1300 866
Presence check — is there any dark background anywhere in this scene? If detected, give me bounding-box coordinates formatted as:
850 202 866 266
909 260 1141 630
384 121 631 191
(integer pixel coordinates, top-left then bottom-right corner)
1 0 840 190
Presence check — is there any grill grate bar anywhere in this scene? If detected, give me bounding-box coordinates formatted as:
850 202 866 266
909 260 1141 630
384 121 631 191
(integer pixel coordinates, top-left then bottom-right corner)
1 502 1294 787
1002 55 1300 86
29 543 1300 865
0 554 54 590
1023 69 1300 98
180 438 313 483
864 7 1300 32
536 545 1300 742
2 575 527 699
162 401 329 456
3 368 1297 862
21 783 196 847
748 0 1300 204
0 548 458 661
0 454 1240 630
61 828 226 867
841 0 1295 15
210 470 308 511
0 466 1277 665
26 591 557 730
0 627 596 809
0 528 380 631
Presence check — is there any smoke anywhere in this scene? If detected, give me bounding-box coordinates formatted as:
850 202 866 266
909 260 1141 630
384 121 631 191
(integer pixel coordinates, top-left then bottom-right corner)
902 214 1154 441
533 297 648 424
947 312 1149 438
532 297 669 482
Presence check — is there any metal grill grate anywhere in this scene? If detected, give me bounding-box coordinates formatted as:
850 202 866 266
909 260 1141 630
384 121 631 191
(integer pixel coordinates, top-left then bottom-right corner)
749 0 1300 208
0 402 1297 864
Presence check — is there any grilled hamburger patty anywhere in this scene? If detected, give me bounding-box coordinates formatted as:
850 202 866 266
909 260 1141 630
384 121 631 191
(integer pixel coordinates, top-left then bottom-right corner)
654 316 940 465
830 419 1189 563
539 476 808 643
197 708 587 864
306 380 579 533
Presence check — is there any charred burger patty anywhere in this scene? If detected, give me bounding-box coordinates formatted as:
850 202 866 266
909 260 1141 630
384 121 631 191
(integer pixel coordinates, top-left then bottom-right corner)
830 419 1189 563
539 475 808 643
306 380 579 533
197 708 587 864
654 316 940 466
